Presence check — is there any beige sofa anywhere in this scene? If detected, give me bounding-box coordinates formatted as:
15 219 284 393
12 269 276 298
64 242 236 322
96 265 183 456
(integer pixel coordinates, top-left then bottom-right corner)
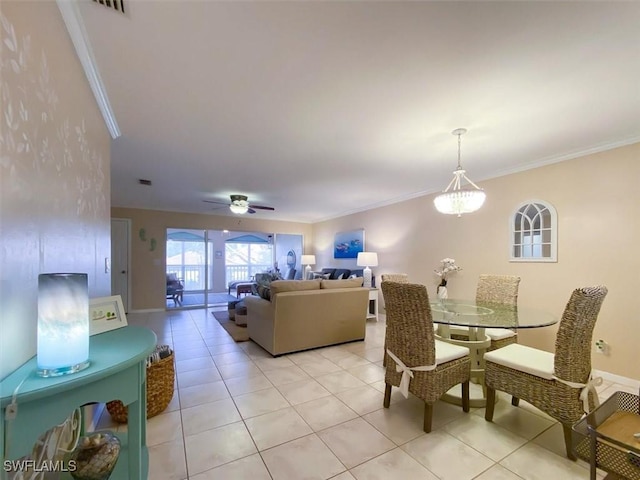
244 278 369 356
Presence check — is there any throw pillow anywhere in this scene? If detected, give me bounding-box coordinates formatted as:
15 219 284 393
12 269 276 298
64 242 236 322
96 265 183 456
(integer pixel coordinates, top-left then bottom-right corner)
257 285 271 301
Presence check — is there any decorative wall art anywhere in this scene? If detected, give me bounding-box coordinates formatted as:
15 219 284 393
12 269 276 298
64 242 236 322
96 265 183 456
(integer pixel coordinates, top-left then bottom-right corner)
333 229 365 259
89 295 127 336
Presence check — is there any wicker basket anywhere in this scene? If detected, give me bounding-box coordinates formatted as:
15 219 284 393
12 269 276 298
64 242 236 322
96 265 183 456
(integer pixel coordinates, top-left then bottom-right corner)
573 391 640 480
106 350 175 423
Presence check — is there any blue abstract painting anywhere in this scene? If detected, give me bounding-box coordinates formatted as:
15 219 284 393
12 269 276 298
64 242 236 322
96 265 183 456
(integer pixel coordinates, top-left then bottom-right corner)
334 229 365 259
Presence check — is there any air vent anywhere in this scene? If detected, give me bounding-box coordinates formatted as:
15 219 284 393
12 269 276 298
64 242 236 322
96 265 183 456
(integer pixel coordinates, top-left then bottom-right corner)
138 179 152 186
92 0 125 15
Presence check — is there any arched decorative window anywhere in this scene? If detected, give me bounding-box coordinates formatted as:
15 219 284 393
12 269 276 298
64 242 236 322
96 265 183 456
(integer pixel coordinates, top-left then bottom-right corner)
510 200 557 262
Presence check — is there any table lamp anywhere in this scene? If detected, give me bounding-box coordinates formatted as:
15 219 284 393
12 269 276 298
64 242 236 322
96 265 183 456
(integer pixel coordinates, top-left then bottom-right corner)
301 254 316 280
357 252 378 288
37 273 91 377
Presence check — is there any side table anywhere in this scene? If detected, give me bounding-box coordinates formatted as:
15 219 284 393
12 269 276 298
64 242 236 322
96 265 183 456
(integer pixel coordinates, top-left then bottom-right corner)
572 390 640 480
235 283 254 298
367 288 379 322
0 326 157 480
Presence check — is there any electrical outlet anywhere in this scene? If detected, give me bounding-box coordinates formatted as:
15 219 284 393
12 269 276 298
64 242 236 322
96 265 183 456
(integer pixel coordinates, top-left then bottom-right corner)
595 339 609 355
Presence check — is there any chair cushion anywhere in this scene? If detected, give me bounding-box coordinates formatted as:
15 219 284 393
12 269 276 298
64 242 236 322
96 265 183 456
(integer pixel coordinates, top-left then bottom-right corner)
434 340 469 364
485 328 517 341
484 344 554 380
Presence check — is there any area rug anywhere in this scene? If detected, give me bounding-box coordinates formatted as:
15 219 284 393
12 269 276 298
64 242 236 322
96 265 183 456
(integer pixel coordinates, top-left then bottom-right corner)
212 310 250 342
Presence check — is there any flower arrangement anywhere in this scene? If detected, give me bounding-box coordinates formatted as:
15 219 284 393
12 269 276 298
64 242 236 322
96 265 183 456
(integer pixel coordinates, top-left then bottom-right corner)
434 258 461 287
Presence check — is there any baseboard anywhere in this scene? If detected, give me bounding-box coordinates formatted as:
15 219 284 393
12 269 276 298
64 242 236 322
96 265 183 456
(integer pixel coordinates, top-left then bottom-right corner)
129 308 165 313
593 369 640 388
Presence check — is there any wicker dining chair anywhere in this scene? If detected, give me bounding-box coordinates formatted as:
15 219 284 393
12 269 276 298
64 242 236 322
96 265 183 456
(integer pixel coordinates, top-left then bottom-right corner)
484 285 608 459
381 281 471 432
380 273 409 284
476 274 521 351
380 274 409 366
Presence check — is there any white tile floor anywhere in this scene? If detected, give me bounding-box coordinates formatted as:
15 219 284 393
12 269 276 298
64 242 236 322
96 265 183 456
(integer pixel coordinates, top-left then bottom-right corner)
96 307 638 480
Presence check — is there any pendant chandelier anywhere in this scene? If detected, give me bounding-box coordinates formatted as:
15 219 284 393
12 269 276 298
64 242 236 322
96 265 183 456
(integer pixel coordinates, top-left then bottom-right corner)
433 128 486 217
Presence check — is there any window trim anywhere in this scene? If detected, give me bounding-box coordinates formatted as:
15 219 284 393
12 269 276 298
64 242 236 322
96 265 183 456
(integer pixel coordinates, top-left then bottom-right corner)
509 199 558 263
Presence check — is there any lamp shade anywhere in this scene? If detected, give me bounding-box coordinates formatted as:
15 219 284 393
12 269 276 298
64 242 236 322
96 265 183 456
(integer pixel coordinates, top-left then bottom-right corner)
356 252 378 267
37 273 91 377
301 255 316 266
434 188 486 216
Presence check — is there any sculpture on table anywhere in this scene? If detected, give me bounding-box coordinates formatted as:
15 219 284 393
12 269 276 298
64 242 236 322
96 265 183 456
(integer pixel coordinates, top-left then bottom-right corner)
68 432 120 480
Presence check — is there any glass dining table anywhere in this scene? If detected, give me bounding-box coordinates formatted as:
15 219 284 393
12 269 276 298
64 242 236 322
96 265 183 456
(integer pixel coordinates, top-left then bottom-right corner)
430 299 558 407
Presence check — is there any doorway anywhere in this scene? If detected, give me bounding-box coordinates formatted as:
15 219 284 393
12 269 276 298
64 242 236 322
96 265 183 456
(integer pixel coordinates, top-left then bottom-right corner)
111 218 130 312
166 229 210 308
165 229 303 308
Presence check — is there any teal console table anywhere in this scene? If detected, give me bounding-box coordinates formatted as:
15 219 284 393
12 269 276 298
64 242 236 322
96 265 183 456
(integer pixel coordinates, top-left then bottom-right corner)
0 326 157 479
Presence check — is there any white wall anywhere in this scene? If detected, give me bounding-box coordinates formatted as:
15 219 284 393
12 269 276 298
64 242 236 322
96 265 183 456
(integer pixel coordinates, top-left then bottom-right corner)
312 143 640 380
0 3 111 380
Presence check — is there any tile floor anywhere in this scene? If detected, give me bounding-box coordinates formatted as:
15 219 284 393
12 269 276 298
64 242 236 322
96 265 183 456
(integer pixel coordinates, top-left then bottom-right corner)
97 307 639 480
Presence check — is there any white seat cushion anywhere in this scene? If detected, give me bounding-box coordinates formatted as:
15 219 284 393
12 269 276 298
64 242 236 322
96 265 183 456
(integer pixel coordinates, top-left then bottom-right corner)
434 340 469 365
483 344 554 380
485 328 517 341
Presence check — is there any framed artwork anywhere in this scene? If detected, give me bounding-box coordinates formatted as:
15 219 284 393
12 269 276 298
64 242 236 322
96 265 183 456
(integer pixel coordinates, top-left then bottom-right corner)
89 295 128 336
333 229 365 259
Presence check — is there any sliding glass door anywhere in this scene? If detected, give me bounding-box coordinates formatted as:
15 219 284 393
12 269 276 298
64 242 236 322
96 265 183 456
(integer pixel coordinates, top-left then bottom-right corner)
166 229 210 308
165 229 303 308
225 234 273 283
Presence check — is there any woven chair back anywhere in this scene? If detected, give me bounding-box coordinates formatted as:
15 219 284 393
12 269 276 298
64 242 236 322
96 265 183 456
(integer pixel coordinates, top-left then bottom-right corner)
554 286 608 384
381 273 409 284
475 274 521 306
381 282 436 368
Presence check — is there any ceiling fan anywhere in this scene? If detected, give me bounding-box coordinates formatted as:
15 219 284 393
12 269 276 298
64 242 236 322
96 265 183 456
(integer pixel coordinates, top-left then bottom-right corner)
203 194 275 215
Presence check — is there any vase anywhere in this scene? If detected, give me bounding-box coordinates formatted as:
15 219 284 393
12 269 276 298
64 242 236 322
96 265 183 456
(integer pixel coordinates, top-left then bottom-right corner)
69 432 120 480
437 285 448 301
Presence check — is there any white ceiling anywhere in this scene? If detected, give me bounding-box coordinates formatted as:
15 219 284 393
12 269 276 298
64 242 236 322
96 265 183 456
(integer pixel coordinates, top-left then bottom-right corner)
77 1 640 223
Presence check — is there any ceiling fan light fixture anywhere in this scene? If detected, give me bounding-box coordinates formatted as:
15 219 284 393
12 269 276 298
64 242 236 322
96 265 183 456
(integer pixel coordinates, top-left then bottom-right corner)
229 201 249 214
434 128 486 217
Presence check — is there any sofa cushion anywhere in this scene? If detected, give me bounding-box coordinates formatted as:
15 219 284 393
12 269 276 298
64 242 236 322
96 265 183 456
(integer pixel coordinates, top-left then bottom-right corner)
270 279 321 295
321 277 364 289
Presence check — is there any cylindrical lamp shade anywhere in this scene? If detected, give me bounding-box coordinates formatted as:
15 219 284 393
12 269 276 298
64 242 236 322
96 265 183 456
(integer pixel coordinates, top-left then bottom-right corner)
37 273 91 377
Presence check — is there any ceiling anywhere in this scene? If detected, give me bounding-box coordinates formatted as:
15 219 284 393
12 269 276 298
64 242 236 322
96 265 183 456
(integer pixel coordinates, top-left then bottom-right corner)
76 1 640 223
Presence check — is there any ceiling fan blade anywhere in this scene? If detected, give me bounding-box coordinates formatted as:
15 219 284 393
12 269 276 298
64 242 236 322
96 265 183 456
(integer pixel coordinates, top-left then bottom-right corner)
250 204 275 211
203 200 230 206
247 208 257 214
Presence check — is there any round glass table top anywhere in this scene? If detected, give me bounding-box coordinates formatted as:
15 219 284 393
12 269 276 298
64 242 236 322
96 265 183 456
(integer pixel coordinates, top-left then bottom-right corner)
430 299 558 329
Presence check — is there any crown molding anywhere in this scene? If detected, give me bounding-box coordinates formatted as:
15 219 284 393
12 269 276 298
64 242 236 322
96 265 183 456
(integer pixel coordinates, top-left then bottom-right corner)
56 0 121 139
